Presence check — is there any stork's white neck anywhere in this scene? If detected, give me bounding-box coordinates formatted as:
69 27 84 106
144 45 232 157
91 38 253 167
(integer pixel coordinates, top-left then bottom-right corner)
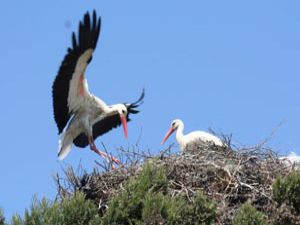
175 123 185 150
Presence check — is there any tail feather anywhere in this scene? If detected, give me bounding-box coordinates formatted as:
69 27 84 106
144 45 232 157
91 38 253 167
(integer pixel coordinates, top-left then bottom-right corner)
58 132 73 160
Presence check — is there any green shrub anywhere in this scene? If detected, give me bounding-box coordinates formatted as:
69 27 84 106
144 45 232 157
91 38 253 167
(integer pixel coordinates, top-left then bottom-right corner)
102 162 168 224
142 191 216 225
189 192 217 224
102 162 217 225
57 192 99 225
273 171 300 211
0 209 6 225
232 202 268 225
8 193 100 225
272 176 286 205
142 192 185 224
10 214 22 225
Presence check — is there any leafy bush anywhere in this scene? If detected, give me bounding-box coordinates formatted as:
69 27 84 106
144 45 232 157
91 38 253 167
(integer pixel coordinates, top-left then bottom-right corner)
102 162 217 225
142 192 186 224
273 171 300 212
7 193 101 225
102 162 169 224
272 176 286 205
232 202 269 225
189 192 217 224
0 209 6 225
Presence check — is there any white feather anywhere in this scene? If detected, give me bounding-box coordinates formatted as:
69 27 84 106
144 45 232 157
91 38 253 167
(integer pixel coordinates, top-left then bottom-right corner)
58 131 73 160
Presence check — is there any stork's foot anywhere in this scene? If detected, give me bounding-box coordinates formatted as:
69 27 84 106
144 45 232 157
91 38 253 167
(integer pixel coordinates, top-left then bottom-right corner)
90 144 121 165
88 136 121 167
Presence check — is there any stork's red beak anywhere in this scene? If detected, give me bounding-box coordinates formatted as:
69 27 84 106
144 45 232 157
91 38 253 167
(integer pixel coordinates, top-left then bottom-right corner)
161 127 175 145
121 115 128 139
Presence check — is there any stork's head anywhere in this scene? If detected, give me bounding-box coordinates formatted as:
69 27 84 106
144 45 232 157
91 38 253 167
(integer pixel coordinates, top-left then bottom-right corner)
112 104 128 139
170 119 183 130
161 119 183 144
114 104 128 117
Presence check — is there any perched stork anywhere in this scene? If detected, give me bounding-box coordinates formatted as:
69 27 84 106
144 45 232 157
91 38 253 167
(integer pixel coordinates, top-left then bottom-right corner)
279 152 300 168
52 11 144 163
161 119 224 150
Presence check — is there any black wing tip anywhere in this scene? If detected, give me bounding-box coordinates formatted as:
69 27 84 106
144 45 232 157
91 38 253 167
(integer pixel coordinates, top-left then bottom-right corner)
74 10 101 51
83 10 97 21
83 10 100 25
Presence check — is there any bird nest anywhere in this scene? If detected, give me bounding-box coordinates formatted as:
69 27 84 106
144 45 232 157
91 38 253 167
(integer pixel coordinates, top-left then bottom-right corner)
54 139 300 224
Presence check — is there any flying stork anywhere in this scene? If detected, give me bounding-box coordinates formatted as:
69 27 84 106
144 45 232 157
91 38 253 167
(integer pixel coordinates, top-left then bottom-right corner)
161 119 224 150
52 10 144 163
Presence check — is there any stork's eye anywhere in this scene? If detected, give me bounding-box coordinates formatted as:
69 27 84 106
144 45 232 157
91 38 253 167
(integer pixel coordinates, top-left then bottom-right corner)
122 110 126 114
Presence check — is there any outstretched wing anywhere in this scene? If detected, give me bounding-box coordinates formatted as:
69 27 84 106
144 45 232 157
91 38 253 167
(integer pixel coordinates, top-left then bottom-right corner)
73 89 145 148
52 10 101 134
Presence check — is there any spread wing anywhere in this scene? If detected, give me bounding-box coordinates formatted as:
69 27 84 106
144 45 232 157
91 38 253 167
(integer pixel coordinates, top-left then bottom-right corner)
52 10 101 134
73 89 145 148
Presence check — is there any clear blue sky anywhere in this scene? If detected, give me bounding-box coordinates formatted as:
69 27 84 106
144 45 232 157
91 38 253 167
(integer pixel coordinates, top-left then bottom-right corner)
1 0 299 219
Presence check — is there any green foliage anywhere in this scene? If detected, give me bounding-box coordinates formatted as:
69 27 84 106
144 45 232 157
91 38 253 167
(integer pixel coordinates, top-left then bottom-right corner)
102 162 168 224
102 162 217 225
0 209 6 225
56 193 99 225
272 176 286 205
273 171 300 211
142 192 182 224
10 214 22 225
7 193 101 225
232 202 269 225
188 192 217 224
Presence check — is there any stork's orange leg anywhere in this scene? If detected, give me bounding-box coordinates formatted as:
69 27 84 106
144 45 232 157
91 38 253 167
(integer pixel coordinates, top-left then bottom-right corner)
88 136 121 165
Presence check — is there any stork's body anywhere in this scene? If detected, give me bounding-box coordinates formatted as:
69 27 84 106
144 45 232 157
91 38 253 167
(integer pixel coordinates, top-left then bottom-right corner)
162 119 224 150
57 100 127 161
279 152 300 166
52 11 144 163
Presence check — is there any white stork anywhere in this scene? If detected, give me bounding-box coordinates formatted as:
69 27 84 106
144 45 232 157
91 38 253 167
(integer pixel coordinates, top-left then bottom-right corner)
161 119 224 150
52 11 144 164
279 152 300 168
